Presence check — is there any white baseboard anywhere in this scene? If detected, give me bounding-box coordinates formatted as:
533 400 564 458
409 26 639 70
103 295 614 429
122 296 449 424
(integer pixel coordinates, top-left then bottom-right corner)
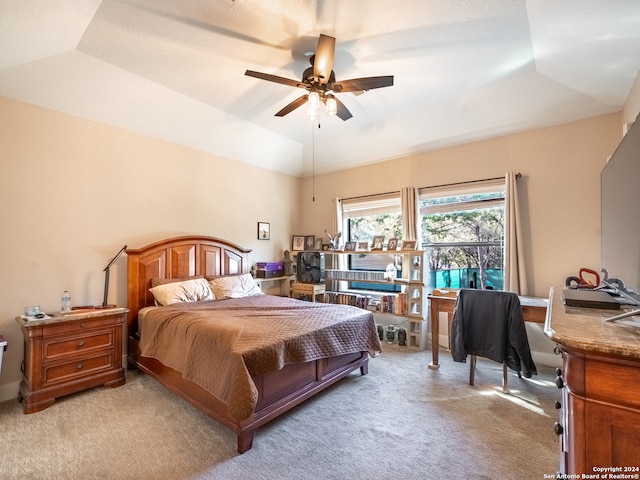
532 351 562 369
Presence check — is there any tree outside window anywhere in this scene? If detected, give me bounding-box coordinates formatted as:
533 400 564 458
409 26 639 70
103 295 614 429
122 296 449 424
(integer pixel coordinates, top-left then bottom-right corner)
421 192 505 290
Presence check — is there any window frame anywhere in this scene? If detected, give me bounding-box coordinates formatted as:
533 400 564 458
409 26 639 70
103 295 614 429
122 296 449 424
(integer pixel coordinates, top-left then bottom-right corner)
419 179 506 291
340 193 403 292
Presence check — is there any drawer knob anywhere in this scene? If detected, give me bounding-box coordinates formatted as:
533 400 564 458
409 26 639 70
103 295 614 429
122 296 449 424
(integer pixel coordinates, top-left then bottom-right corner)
553 421 564 435
76 341 85 348
555 367 562 376
555 376 564 389
80 322 85 328
554 346 562 355
76 363 84 370
554 400 561 409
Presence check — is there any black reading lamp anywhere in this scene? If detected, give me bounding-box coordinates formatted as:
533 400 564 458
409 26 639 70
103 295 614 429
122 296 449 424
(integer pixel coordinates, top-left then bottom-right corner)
95 245 127 309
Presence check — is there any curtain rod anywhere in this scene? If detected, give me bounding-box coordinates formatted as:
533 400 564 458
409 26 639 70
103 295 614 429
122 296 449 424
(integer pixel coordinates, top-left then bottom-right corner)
340 173 521 202
340 190 401 202
419 172 520 191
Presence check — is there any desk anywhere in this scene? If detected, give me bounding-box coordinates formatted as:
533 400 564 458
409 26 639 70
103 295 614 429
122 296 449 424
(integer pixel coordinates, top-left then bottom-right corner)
545 286 640 475
428 292 547 369
254 275 295 296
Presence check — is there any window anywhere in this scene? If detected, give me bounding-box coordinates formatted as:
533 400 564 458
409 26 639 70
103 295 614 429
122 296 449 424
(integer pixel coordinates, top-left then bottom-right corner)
419 180 505 291
341 194 402 292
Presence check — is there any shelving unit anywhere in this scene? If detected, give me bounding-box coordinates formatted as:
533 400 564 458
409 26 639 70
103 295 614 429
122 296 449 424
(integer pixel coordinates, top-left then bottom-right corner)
405 251 428 349
322 249 428 350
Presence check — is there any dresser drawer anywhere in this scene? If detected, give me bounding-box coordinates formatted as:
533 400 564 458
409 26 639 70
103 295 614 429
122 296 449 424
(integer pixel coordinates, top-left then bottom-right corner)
43 352 114 386
43 329 114 361
585 354 640 410
42 315 123 337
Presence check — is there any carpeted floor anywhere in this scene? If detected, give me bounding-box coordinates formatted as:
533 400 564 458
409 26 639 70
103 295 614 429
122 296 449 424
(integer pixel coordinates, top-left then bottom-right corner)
0 345 560 480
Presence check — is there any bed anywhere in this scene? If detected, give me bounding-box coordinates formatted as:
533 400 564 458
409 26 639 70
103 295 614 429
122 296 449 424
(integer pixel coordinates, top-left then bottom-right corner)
126 235 381 453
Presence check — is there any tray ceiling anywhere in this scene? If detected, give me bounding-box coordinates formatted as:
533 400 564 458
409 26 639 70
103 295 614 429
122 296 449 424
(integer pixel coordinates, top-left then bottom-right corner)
1 0 639 177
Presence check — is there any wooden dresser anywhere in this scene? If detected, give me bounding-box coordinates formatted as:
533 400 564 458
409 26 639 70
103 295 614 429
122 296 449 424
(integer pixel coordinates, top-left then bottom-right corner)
544 287 640 475
16 307 127 413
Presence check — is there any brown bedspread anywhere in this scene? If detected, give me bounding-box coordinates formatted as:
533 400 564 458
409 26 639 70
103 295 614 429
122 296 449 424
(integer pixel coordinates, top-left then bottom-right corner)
139 295 382 420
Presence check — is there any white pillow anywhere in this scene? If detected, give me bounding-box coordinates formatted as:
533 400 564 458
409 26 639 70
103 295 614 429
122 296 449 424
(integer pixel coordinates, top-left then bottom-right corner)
149 278 214 306
208 274 263 299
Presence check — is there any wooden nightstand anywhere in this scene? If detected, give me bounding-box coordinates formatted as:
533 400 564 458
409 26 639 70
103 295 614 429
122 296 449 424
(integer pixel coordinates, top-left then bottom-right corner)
15 307 128 414
290 283 326 302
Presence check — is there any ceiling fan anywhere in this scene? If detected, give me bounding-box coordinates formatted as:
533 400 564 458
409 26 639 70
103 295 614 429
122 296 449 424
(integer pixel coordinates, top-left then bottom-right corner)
245 34 394 121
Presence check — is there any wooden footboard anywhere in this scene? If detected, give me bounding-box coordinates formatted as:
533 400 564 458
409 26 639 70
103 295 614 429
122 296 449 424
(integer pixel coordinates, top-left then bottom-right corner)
128 337 368 453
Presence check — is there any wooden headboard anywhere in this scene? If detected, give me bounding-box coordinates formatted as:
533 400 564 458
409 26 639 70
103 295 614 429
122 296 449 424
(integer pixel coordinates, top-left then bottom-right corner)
126 235 251 337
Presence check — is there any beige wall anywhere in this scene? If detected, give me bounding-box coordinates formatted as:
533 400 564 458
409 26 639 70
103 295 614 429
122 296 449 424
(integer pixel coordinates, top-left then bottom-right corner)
623 70 640 127
301 114 622 298
0 91 632 397
0 96 301 398
299 114 623 365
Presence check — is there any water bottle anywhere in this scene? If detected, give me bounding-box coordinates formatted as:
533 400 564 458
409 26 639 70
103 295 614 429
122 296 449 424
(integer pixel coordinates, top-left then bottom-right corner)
61 291 71 312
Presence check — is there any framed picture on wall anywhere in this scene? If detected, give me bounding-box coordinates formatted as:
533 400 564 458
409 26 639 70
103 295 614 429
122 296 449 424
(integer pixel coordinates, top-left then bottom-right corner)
314 238 323 250
292 235 305 251
257 222 270 240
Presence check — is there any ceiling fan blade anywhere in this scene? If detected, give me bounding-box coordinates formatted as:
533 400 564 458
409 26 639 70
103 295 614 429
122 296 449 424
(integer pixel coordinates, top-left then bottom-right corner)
275 95 309 117
333 97 353 121
313 34 335 84
245 70 305 89
332 76 394 93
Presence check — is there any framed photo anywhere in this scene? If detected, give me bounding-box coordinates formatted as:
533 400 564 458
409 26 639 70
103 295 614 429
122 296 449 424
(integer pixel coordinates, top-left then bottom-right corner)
257 222 270 240
314 238 323 250
401 240 417 250
371 235 385 251
322 243 330 251
292 235 305 251
387 238 398 251
304 235 315 250
357 241 369 251
344 241 356 251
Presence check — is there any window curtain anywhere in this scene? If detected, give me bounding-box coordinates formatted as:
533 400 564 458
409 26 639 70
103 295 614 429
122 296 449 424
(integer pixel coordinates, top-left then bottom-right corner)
504 172 527 295
332 197 346 273
401 187 421 241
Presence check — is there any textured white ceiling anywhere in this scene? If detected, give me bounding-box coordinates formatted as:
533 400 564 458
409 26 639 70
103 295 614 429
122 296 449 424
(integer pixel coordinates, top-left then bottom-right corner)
1 0 639 177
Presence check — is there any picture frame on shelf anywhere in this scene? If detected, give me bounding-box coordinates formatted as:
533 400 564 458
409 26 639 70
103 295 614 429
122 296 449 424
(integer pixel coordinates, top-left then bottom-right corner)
401 240 417 250
257 222 270 240
371 235 385 251
357 241 369 251
304 235 315 250
292 235 305 251
313 238 323 250
344 241 356 251
322 244 330 251
387 238 398 251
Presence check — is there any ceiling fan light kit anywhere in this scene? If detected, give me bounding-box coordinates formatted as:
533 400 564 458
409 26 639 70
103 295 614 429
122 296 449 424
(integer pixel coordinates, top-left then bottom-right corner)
245 34 394 121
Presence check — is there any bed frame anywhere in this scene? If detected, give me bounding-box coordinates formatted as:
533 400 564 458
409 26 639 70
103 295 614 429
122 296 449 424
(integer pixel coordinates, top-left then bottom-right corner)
125 235 370 453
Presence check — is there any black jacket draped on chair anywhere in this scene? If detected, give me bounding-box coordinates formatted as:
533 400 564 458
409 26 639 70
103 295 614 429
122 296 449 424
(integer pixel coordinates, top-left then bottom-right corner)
450 289 537 378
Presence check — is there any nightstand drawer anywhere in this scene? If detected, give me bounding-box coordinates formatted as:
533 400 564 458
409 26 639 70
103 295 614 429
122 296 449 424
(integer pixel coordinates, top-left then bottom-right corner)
42 315 121 337
43 329 114 361
43 352 114 385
